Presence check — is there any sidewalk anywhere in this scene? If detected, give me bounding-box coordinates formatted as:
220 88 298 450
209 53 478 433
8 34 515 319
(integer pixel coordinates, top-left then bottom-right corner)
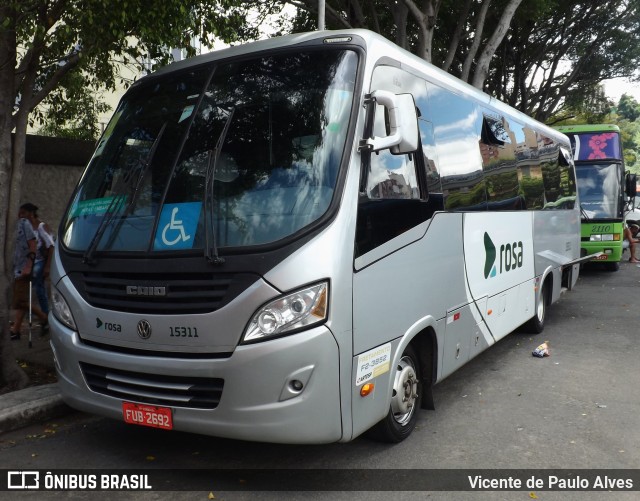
1 321 72 434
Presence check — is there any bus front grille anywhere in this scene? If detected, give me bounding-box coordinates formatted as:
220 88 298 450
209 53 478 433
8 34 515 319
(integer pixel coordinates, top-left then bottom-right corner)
80 362 224 410
68 271 259 314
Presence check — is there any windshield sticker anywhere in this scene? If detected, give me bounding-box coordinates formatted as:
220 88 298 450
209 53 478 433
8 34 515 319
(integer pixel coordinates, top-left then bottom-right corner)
154 202 201 250
71 196 122 218
178 105 195 123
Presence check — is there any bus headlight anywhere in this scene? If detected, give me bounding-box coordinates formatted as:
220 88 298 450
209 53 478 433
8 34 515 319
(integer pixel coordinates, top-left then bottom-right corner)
52 288 77 331
590 234 617 241
242 282 329 344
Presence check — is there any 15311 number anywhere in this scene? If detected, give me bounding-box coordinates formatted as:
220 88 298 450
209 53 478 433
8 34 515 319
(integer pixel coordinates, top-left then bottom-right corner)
169 326 199 337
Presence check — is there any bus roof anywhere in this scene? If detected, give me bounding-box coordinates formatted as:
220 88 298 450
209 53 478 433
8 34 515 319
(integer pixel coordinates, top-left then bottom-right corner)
555 124 620 134
136 29 569 147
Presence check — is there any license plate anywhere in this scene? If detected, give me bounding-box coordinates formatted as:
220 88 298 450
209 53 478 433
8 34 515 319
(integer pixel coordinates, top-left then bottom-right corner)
593 254 608 260
122 402 173 430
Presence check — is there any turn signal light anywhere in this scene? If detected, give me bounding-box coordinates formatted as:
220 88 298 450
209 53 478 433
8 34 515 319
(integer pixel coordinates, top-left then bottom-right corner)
360 383 374 397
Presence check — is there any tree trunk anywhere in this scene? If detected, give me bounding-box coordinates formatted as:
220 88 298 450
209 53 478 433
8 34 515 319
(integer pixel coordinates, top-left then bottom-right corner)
471 0 524 89
0 2 29 392
442 0 473 72
403 0 438 62
0 275 29 393
390 0 409 49
461 0 492 83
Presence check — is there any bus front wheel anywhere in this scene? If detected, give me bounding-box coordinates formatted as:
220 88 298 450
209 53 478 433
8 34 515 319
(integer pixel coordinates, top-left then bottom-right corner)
369 344 422 443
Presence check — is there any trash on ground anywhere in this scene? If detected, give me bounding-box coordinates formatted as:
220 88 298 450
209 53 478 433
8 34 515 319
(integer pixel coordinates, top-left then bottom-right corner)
532 341 550 358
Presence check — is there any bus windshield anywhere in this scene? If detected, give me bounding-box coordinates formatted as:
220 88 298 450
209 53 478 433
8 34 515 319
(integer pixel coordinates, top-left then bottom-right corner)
576 163 623 219
61 49 358 253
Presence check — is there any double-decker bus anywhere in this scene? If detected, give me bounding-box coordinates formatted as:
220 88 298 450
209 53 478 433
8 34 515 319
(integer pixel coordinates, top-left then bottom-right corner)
50 30 581 444
556 124 636 271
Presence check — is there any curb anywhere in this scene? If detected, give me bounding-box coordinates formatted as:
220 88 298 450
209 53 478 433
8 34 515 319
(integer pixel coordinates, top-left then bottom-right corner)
0 384 72 434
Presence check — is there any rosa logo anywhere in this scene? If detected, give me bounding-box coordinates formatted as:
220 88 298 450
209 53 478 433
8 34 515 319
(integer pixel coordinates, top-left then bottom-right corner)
484 232 523 279
484 232 497 278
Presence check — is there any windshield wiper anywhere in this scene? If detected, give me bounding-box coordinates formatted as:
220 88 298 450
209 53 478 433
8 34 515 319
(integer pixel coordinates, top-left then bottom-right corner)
579 204 590 220
126 122 167 214
204 107 235 265
83 123 167 265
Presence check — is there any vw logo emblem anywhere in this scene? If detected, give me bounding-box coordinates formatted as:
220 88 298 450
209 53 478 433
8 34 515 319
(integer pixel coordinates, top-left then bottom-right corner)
137 319 152 340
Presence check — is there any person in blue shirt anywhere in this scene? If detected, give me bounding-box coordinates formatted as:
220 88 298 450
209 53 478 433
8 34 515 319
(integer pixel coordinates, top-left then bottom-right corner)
19 203 55 316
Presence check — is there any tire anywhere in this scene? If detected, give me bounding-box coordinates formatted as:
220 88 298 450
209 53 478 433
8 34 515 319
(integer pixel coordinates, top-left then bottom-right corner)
368 344 422 443
605 261 620 272
525 282 547 334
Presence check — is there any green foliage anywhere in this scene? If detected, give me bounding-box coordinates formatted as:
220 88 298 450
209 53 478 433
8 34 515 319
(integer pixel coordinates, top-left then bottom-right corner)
35 72 110 141
458 0 640 119
548 84 614 126
553 92 640 175
9 0 259 136
617 94 640 121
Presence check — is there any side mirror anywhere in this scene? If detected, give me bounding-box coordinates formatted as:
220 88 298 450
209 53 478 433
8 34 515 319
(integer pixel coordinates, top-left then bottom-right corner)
360 90 419 154
626 172 637 198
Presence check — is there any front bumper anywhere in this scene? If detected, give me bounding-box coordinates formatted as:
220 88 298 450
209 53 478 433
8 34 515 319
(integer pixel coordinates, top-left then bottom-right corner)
51 319 343 444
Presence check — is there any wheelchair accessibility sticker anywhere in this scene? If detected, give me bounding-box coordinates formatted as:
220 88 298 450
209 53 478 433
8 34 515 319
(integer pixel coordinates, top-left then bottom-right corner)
154 202 201 250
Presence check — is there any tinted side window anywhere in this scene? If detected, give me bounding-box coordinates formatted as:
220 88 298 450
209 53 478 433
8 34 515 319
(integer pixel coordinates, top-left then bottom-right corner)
540 136 561 204
516 126 543 209
419 119 442 194
480 113 521 209
428 84 485 211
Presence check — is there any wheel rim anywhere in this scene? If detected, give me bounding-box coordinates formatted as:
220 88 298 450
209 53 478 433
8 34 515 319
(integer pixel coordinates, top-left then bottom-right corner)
390 355 419 426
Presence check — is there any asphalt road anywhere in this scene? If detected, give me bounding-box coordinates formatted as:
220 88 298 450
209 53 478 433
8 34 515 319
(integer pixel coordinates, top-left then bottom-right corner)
1 260 640 500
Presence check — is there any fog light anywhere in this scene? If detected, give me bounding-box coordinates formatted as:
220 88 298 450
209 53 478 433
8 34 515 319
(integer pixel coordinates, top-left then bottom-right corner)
290 380 304 392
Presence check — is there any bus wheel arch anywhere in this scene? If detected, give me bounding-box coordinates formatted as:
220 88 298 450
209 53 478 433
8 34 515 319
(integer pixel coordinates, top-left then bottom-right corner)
368 328 436 443
525 273 552 334
414 329 436 411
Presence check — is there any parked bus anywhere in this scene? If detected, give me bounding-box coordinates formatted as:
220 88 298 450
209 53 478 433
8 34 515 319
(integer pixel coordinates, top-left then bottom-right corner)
50 30 581 444
555 124 636 271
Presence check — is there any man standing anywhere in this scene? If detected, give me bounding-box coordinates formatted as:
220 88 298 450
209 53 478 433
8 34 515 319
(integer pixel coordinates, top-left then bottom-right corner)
19 203 54 315
623 223 640 263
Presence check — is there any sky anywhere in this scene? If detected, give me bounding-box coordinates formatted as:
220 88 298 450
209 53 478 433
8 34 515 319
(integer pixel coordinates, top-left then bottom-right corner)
603 77 640 103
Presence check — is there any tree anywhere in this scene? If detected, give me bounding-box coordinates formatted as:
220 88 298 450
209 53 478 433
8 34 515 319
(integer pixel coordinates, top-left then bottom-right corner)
547 84 614 126
35 72 111 141
613 95 640 173
279 0 524 88
489 1 640 122
275 1 640 121
550 92 640 174
618 93 640 122
0 0 256 391
618 118 640 172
